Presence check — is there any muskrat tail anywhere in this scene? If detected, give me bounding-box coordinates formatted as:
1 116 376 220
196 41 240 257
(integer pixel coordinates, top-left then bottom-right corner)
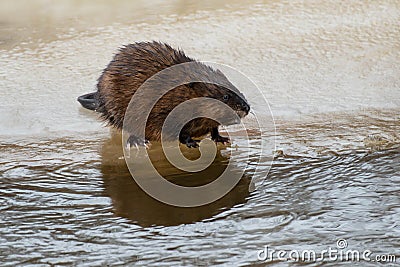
77 92 99 111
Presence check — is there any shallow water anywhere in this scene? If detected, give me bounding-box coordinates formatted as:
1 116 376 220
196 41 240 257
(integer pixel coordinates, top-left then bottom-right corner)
1 0 399 266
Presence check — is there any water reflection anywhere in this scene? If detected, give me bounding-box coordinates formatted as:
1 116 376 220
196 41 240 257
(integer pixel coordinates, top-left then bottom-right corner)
99 132 251 227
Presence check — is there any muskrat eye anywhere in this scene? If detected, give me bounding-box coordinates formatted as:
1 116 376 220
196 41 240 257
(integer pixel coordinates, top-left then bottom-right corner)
223 95 229 101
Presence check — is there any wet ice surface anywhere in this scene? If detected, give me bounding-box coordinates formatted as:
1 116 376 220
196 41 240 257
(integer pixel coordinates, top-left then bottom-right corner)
1 0 399 137
0 0 399 266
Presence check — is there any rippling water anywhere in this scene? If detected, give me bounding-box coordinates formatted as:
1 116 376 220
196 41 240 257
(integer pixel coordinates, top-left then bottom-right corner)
0 0 399 266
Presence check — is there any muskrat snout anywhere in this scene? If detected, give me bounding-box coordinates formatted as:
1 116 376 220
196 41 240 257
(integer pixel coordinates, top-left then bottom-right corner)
242 102 250 114
235 101 250 118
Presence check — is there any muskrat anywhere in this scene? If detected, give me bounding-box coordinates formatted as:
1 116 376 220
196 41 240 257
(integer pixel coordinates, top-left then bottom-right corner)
78 41 250 148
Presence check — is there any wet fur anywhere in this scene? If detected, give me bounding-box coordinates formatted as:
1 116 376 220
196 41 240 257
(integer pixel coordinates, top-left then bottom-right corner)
81 41 250 146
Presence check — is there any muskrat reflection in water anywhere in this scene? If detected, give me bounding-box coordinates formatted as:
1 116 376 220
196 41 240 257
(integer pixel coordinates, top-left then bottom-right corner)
100 132 251 227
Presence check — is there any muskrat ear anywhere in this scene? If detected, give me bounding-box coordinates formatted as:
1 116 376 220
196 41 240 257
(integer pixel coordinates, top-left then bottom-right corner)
187 82 196 89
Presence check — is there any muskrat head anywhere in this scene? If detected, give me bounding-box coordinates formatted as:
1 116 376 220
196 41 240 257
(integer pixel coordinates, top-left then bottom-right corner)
188 81 250 125
216 85 250 119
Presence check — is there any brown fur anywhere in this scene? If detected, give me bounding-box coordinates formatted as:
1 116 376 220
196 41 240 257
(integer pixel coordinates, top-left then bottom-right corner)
92 41 249 145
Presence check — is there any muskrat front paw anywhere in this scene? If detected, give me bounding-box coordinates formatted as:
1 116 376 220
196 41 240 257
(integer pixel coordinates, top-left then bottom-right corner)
212 135 230 145
126 135 149 149
211 127 230 145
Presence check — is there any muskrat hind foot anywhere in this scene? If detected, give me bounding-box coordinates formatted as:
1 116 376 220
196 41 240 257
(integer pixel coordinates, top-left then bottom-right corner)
126 135 149 149
185 139 200 148
180 134 200 148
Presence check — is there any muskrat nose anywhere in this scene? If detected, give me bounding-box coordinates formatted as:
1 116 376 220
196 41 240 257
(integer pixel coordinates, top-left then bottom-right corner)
242 103 250 113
